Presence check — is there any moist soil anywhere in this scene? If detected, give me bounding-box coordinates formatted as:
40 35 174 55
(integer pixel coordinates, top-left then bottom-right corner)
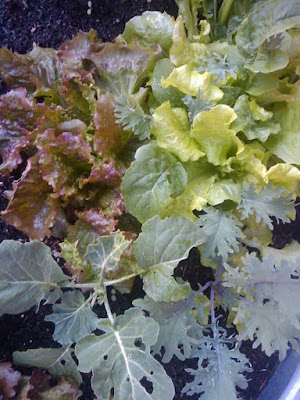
0 1 299 399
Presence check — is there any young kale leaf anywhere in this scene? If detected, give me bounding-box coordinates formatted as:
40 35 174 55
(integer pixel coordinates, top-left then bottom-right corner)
224 251 300 360
113 95 151 140
197 206 245 261
133 292 209 363
183 89 217 124
183 334 252 400
237 183 295 229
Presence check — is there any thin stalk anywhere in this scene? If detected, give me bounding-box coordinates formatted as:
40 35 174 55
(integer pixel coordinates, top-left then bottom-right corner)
104 273 138 287
200 280 213 292
66 272 138 290
218 0 235 25
104 295 115 325
66 282 97 289
210 284 222 383
214 0 218 21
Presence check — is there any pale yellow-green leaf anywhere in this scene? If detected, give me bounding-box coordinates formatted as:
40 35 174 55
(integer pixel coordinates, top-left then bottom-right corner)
207 179 241 206
151 101 204 162
266 163 300 193
266 102 300 165
169 16 206 66
162 64 223 100
191 105 244 166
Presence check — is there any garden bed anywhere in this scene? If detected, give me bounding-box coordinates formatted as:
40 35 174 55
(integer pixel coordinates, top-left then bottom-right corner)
0 1 299 399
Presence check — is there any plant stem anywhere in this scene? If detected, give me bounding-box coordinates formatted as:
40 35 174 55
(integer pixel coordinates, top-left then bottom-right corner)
104 295 115 325
214 0 218 21
66 282 98 289
218 0 235 25
104 273 138 287
210 284 222 381
200 280 213 292
66 272 138 290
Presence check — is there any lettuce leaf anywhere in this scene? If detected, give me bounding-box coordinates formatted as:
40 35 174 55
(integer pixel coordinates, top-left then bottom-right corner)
162 64 223 100
162 160 216 219
122 142 187 223
151 101 204 162
169 16 206 67
88 41 161 96
266 163 300 192
0 88 35 174
266 102 300 164
191 105 244 166
151 58 185 107
232 94 280 142
236 0 300 73
1 155 60 240
120 11 175 53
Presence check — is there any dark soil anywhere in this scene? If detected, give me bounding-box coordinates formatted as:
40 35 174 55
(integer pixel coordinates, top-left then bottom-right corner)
0 1 299 399
0 0 178 53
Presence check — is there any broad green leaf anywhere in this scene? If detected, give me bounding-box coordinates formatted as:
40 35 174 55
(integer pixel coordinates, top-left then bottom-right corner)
133 292 209 363
256 77 300 104
151 101 204 162
266 102 300 164
61 216 121 283
232 94 280 142
183 337 252 399
224 252 300 360
120 11 175 53
191 105 244 166
266 163 300 193
134 216 204 301
142 266 191 303
76 308 175 400
85 231 131 274
241 214 272 248
233 143 268 185
246 72 279 96
13 347 82 384
0 240 69 316
197 207 245 261
207 179 241 206
162 64 223 100
122 142 187 223
236 0 300 73
151 58 184 107
162 160 216 219
237 183 295 229
45 291 98 345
